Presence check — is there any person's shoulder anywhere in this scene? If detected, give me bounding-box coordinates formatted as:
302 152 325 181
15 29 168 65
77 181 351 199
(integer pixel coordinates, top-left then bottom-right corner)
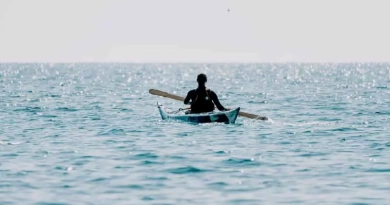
207 88 217 95
205 87 212 91
187 89 196 94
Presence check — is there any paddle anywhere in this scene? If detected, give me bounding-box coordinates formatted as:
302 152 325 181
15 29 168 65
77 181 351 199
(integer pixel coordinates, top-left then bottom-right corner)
149 89 268 121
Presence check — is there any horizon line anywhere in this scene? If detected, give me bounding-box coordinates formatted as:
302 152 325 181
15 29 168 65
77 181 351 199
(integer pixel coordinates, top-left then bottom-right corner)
1 61 390 64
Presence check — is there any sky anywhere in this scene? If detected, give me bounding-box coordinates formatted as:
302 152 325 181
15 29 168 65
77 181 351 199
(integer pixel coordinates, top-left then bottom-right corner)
0 0 390 63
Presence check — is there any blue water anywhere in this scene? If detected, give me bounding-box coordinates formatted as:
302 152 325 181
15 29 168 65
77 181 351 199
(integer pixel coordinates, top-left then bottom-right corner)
1 63 389 204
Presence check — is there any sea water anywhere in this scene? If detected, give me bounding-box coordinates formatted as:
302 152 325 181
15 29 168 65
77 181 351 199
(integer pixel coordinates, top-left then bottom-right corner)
0 63 389 204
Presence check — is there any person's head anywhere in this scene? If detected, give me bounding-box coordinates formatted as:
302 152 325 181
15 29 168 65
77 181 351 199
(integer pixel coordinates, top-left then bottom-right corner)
197 73 207 85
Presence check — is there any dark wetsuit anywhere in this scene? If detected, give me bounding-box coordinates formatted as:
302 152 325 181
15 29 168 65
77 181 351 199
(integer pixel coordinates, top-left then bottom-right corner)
184 87 227 113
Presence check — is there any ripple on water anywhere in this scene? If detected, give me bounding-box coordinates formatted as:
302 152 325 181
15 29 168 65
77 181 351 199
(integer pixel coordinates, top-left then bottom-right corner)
55 107 78 112
140 160 163 165
13 106 43 113
166 166 208 174
133 152 159 159
97 128 126 136
222 158 261 167
207 181 229 189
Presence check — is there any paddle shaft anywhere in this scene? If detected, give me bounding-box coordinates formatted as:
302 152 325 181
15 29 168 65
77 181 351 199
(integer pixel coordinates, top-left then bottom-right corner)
149 89 268 121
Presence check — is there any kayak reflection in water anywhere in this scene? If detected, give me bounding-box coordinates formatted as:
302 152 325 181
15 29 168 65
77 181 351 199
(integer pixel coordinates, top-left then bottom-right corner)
184 73 230 114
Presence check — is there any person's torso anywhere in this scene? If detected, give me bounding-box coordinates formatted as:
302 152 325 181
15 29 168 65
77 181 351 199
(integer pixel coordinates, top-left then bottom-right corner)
190 88 214 113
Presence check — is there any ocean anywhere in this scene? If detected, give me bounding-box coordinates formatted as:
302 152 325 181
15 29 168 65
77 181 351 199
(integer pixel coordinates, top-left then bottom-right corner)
0 63 389 204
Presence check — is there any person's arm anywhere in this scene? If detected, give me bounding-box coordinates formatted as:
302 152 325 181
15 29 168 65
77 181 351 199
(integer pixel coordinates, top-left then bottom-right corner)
210 91 228 111
184 90 192 105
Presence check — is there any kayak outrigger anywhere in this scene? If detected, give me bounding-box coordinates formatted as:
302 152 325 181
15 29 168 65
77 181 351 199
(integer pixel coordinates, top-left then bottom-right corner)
157 102 240 124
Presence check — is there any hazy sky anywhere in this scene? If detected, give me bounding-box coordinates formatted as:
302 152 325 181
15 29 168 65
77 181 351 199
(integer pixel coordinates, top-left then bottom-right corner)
1 0 389 62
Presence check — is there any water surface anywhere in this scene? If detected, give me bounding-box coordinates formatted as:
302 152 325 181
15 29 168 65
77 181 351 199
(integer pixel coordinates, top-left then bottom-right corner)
0 63 389 204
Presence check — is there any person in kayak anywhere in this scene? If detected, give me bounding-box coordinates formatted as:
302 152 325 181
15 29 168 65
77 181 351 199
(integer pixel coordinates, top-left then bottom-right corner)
184 73 230 113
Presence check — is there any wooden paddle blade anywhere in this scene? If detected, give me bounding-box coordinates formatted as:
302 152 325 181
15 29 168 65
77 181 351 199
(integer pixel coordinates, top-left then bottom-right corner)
238 111 268 121
149 89 185 101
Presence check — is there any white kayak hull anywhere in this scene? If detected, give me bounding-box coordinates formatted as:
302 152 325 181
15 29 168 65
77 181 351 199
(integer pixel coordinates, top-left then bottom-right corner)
157 102 240 124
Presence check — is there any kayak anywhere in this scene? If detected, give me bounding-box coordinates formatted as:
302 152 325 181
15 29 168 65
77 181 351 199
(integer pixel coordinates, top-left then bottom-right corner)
157 102 240 124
